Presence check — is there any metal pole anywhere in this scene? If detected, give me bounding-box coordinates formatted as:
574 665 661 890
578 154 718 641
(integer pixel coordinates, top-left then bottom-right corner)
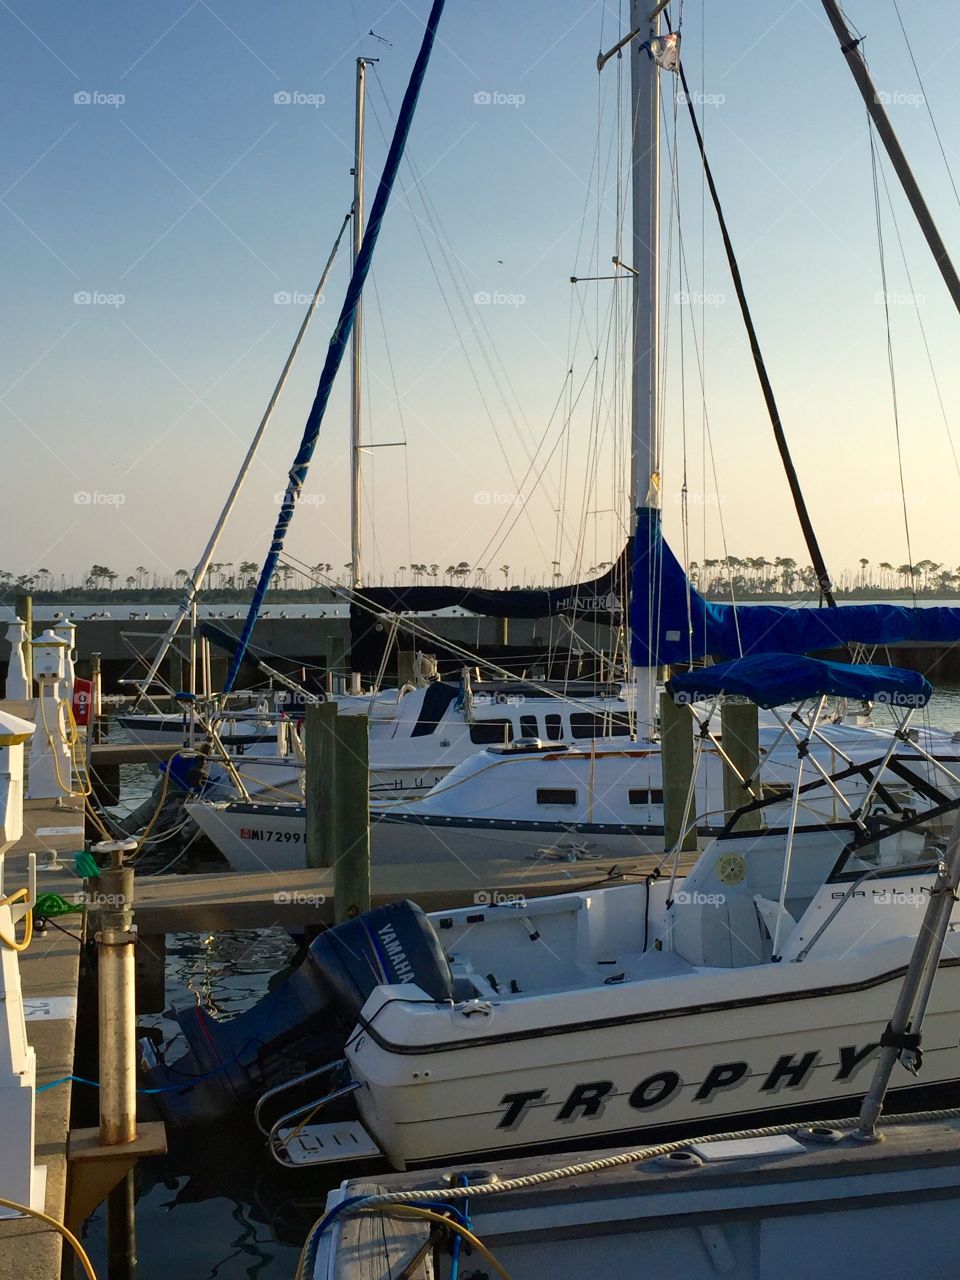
820 0 960 314
350 59 373 591
628 0 661 737
95 840 139 1146
857 806 960 1138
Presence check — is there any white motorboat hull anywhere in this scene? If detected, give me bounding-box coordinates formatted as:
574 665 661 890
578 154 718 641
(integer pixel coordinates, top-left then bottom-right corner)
351 963 960 1168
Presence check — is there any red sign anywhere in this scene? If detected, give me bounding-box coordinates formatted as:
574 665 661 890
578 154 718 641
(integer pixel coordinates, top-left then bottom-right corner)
72 678 94 726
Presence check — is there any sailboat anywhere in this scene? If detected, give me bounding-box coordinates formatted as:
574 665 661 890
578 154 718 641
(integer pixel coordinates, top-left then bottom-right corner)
141 4 960 1167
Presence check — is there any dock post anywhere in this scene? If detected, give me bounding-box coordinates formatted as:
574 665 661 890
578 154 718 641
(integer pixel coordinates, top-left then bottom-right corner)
660 691 698 852
13 594 32 687
94 839 139 1146
396 649 416 688
333 713 370 922
721 699 761 830
106 1169 138 1279
305 702 338 869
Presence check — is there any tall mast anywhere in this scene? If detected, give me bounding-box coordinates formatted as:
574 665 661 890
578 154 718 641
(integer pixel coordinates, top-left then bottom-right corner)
630 0 661 736
351 58 374 589
629 1 661 516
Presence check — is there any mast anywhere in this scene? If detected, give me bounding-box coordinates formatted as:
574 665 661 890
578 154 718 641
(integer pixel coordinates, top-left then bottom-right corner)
820 0 960 315
351 58 375 588
630 0 661 736
222 0 448 694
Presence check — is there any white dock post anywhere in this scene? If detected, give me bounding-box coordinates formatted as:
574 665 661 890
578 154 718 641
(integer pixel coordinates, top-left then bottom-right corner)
4 619 29 701
53 617 77 707
91 839 139 1146
27 630 73 802
0 709 44 1215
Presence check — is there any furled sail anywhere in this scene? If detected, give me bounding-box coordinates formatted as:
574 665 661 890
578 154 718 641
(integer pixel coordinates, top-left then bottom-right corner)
631 508 960 666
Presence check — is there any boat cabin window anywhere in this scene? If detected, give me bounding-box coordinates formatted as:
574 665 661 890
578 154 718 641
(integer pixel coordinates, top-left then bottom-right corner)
519 715 539 739
536 787 577 806
544 714 563 741
570 712 630 738
470 720 513 745
628 788 663 805
829 825 944 881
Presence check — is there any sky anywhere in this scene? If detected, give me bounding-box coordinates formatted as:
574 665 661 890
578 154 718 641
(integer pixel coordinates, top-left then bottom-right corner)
4 0 960 589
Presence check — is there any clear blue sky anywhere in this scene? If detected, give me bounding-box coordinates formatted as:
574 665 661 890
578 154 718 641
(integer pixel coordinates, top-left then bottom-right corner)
4 0 960 588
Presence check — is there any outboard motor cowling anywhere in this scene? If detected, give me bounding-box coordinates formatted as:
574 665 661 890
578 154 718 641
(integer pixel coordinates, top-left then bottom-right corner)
140 900 453 1126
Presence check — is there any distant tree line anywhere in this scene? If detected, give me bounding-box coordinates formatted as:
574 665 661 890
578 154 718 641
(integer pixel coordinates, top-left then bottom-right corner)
3 556 959 601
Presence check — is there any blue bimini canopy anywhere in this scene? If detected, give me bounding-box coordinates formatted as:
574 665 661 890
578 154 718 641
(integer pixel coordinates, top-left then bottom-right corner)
668 654 932 711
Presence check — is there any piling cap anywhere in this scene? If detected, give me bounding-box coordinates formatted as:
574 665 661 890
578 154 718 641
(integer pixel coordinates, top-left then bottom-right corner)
30 629 70 647
0 709 35 746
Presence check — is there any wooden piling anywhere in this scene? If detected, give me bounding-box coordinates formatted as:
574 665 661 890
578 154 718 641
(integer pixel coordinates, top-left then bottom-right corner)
305 701 339 869
333 713 371 922
721 699 761 831
660 691 698 852
396 650 416 688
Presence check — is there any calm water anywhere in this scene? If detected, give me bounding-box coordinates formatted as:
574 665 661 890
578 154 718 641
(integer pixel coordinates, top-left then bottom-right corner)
79 929 352 1279
74 686 960 1276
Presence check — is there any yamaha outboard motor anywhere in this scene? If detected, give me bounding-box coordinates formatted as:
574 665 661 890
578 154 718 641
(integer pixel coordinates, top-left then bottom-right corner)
140 900 454 1126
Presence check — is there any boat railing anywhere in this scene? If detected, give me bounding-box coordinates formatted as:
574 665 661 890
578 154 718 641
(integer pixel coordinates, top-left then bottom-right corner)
791 857 943 962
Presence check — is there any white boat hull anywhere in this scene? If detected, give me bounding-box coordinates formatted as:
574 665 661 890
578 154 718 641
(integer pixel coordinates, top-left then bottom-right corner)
351 942 960 1169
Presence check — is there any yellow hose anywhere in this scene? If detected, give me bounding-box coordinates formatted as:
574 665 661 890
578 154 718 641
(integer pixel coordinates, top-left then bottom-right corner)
0 1195 98 1279
0 888 33 952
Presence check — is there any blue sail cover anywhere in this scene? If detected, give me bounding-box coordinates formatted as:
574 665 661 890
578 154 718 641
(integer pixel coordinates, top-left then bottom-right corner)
631 507 960 666
669 653 932 710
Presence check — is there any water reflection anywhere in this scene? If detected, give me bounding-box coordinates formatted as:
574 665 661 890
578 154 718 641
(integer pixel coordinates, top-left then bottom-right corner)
81 929 368 1279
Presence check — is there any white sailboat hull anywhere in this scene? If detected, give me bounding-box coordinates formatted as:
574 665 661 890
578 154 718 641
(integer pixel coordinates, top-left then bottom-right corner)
185 797 663 872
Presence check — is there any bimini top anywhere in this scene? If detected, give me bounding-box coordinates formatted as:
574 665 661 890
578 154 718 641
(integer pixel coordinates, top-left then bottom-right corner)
668 653 932 711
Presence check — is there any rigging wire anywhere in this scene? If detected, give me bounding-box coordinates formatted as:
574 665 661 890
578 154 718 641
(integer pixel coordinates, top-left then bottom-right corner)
891 0 960 216
868 121 916 604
